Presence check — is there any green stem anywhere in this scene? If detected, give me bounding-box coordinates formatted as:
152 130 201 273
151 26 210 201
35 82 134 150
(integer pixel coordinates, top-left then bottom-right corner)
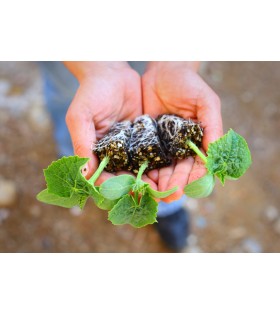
136 161 149 182
133 191 139 205
88 156 110 186
133 161 149 203
187 140 208 164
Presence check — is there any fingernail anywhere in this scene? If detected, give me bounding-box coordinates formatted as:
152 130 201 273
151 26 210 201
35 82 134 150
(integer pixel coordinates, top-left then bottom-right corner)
81 163 89 177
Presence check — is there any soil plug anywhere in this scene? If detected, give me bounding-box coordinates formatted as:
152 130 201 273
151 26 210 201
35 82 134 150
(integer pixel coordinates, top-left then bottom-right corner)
93 121 131 172
157 114 203 159
129 115 171 173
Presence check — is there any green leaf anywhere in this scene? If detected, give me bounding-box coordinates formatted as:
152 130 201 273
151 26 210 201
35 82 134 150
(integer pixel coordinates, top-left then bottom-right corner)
138 193 158 226
94 187 119 210
99 174 136 200
184 174 215 198
147 185 178 198
108 192 158 228
44 156 93 197
89 186 104 204
97 198 120 211
36 189 88 209
206 129 252 185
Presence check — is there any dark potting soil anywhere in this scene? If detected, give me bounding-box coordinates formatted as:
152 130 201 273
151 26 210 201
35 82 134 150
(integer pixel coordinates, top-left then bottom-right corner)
129 115 171 173
93 114 203 173
157 114 203 159
93 121 131 172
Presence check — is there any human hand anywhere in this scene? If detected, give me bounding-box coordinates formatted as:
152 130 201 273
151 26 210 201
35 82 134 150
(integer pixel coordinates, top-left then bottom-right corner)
142 61 223 202
64 61 156 189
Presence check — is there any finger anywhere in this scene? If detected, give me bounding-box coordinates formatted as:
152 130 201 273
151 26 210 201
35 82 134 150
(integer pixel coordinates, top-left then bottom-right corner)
142 174 158 191
196 81 223 150
147 169 159 184
94 171 115 186
158 162 175 192
66 100 98 180
161 157 194 203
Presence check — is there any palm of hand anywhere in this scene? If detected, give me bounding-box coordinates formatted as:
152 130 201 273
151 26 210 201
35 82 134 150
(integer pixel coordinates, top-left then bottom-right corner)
78 67 142 139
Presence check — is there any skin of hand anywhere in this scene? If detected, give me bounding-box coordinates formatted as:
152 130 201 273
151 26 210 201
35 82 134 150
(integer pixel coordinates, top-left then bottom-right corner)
142 61 223 202
64 61 157 189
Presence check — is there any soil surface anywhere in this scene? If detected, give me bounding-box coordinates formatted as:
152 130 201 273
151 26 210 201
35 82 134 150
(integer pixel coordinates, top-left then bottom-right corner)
0 61 279 252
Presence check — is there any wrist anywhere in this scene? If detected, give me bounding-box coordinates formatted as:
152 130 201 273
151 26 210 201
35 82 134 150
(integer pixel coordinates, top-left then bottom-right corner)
63 61 130 82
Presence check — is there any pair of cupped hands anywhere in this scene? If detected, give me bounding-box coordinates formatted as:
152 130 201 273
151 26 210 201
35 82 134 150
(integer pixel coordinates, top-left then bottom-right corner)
64 61 223 202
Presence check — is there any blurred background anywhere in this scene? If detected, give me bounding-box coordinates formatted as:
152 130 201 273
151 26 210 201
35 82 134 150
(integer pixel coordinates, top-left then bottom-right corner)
0 61 279 253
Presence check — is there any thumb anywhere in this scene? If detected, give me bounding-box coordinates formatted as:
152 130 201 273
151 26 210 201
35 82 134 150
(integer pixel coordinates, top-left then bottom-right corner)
196 80 223 150
65 100 99 180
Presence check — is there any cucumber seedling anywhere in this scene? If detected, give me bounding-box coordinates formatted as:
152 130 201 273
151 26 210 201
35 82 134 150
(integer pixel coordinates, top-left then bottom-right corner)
184 129 252 198
37 155 118 211
99 161 177 227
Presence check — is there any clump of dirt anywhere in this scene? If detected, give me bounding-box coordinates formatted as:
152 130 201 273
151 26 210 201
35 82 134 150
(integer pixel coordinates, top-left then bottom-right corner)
93 114 203 173
93 121 131 172
129 115 171 173
157 114 203 159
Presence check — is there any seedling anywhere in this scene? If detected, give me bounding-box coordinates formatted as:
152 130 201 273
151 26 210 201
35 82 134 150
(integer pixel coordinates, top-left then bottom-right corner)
184 129 252 198
36 156 119 211
101 161 177 227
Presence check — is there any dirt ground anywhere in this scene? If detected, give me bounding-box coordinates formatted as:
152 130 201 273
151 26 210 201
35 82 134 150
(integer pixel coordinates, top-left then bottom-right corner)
0 61 279 253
